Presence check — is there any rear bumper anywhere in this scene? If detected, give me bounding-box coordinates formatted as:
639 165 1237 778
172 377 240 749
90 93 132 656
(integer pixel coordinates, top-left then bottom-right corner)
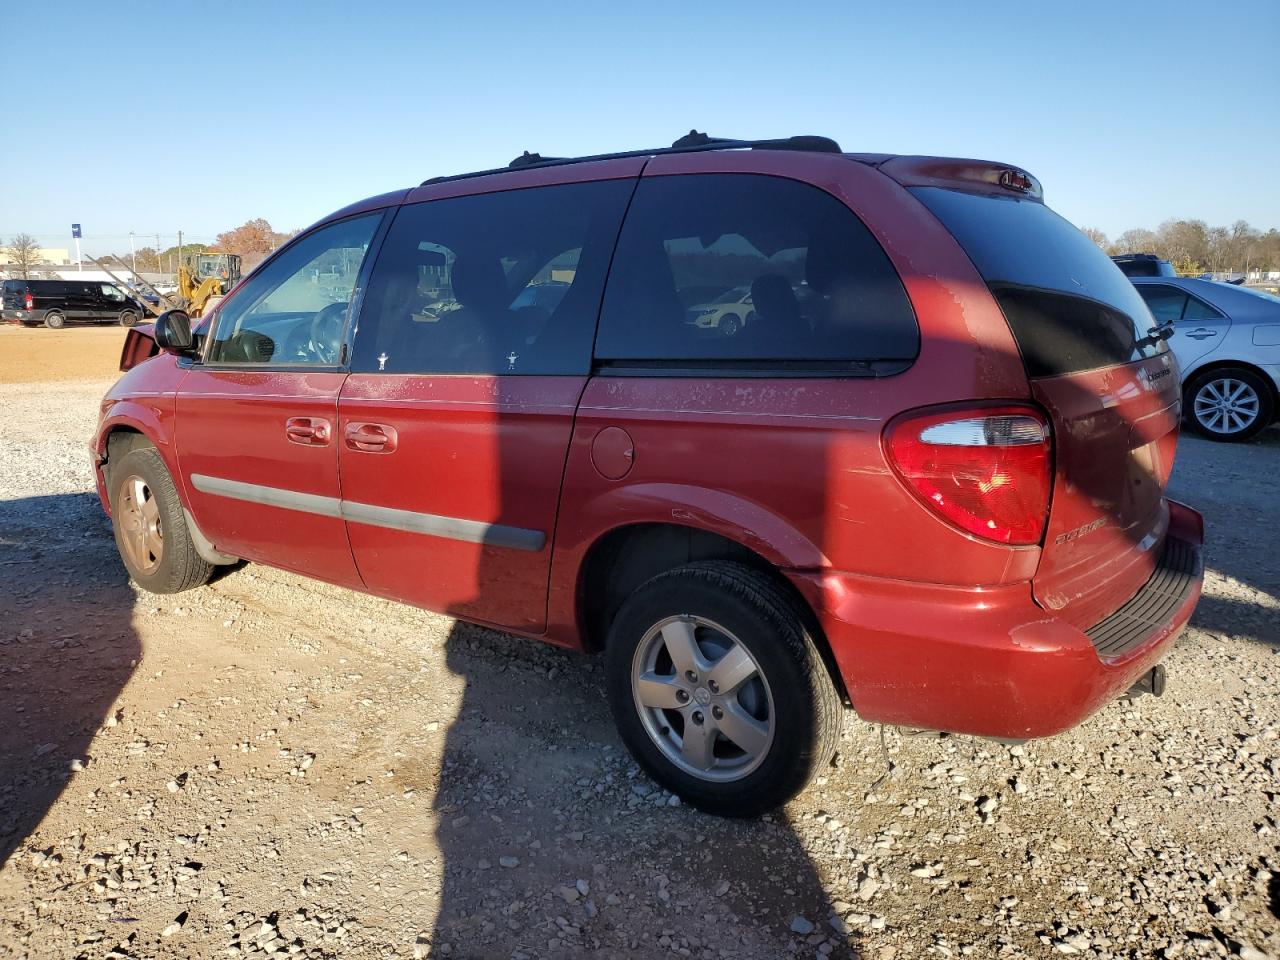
788 499 1204 740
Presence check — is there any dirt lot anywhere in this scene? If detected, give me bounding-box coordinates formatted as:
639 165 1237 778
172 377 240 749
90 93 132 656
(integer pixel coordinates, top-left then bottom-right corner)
0 345 1277 959
0 325 129 383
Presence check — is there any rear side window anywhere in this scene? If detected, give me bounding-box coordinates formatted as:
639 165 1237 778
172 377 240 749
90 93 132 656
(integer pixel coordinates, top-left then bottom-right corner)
353 179 634 376
913 188 1167 378
594 174 917 371
1136 284 1225 323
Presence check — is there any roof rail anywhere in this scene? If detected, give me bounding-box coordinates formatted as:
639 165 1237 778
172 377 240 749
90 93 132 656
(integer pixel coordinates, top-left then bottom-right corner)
420 131 843 186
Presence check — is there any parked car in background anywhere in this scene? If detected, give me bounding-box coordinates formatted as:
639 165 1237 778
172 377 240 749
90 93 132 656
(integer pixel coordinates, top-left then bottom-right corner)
686 285 754 336
1130 277 1280 441
1112 253 1178 278
94 133 1203 816
2 278 147 328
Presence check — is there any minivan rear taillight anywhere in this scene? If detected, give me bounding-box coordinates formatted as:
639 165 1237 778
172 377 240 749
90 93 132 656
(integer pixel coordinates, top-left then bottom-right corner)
885 406 1052 546
24 293 33 311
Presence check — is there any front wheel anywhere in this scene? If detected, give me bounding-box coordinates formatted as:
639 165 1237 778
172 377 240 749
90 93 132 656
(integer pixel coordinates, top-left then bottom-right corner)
1186 367 1273 442
718 313 741 338
605 561 842 817
109 445 214 593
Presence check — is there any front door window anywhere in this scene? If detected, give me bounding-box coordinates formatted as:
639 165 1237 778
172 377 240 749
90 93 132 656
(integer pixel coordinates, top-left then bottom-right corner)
205 215 381 366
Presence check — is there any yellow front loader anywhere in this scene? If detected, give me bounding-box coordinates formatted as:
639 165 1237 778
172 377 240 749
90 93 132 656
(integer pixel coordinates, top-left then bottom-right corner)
178 253 242 317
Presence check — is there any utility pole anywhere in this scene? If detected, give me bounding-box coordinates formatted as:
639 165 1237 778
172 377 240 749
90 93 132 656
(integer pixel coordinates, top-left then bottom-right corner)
155 233 161 279
130 232 137 279
178 230 183 276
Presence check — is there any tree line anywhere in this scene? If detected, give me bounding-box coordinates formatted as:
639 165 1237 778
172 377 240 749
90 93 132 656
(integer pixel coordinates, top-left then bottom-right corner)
106 220 296 275
1082 219 1280 276
9 215 1280 282
1 219 296 279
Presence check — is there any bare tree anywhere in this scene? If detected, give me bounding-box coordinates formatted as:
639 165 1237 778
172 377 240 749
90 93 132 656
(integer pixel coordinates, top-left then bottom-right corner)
1081 227 1109 250
1114 228 1160 255
3 234 43 279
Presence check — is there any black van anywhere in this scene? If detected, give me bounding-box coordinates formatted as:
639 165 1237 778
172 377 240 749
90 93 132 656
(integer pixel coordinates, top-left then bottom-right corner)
1 279 147 328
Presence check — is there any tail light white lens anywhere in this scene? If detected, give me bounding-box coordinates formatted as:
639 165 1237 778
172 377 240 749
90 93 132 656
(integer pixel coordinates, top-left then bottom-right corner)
24 293 33 310
885 406 1052 546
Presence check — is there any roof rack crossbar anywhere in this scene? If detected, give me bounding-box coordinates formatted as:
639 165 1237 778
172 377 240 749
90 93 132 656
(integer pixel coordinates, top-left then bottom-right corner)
421 132 842 186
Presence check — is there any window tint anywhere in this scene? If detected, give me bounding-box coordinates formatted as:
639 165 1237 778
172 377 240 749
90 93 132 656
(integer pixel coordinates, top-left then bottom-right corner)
352 179 634 375
1136 285 1187 323
206 214 381 366
913 187 1166 377
1181 292 1225 321
594 174 917 368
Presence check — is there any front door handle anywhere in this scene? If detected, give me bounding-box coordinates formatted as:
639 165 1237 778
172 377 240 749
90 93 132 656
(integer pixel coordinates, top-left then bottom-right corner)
285 417 331 446
1186 328 1217 340
344 422 398 454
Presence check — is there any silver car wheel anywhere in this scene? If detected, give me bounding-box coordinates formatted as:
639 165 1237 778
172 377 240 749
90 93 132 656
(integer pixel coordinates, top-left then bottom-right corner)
630 614 775 782
1194 377 1261 435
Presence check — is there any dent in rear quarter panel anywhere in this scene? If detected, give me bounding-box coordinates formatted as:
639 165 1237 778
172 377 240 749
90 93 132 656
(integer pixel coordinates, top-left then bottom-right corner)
93 355 190 515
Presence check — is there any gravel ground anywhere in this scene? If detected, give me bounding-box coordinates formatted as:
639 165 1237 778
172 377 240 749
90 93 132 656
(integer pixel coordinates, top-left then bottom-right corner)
0 377 1276 960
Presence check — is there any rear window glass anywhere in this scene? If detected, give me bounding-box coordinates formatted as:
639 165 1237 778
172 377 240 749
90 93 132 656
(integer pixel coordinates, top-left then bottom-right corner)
595 174 918 371
913 187 1167 377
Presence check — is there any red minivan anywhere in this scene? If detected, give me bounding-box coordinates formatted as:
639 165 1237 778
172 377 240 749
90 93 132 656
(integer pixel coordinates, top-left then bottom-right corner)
93 133 1204 816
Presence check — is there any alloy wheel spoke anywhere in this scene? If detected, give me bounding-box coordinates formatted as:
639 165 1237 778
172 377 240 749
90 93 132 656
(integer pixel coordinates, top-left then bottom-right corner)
144 521 163 559
132 526 149 561
680 718 717 770
717 702 770 756
636 673 686 710
707 644 757 695
660 619 704 678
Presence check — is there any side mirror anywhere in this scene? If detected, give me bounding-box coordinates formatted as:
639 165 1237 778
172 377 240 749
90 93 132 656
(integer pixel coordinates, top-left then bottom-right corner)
154 310 195 355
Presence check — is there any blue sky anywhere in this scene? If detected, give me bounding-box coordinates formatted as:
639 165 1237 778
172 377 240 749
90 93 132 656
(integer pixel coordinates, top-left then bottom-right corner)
3 0 1277 256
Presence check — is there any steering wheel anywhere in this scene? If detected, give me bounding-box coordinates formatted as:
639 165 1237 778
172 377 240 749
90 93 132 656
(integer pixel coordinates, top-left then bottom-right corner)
308 302 348 363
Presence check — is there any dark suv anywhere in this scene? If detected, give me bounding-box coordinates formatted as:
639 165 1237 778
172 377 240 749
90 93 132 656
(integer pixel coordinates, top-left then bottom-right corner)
93 133 1204 816
1111 252 1179 278
1 278 146 327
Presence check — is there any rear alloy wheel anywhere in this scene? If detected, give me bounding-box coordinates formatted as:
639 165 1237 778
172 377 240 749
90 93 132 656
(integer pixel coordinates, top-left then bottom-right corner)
109 445 214 593
44 311 65 329
1186 367 1273 442
606 561 842 817
119 310 139 327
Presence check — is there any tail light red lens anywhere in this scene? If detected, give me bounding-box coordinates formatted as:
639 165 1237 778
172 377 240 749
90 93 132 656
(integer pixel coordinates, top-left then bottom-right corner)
24 293 33 310
885 406 1052 545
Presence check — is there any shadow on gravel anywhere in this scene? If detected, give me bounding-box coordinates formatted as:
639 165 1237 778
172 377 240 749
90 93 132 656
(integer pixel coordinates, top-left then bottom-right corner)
0 493 139 868
427 620 841 958
1171 429 1280 649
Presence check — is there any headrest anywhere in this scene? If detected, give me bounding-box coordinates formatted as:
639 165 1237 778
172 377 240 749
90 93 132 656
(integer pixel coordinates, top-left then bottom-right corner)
450 256 507 311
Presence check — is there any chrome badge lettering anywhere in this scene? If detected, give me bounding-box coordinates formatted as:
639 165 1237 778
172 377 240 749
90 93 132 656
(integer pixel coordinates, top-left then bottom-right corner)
1054 517 1107 544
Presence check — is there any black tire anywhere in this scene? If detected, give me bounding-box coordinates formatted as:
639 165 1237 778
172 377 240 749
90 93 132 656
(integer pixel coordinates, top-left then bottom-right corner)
1184 366 1274 442
719 313 741 338
119 310 139 327
605 560 842 817
44 311 65 329
108 445 214 594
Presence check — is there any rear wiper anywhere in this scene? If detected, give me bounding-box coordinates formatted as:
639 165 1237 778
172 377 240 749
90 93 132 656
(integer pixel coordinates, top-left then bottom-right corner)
1137 323 1175 348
